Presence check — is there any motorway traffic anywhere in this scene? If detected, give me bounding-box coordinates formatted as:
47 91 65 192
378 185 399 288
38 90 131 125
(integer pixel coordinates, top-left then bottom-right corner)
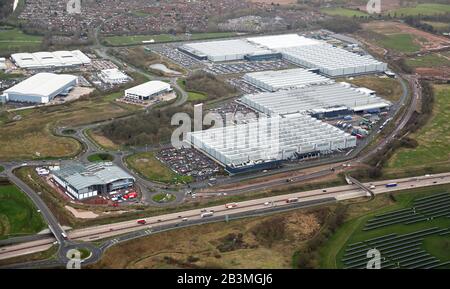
2 171 449 265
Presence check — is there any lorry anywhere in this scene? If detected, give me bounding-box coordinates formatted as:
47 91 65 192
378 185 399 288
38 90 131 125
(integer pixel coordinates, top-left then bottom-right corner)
385 183 398 188
286 197 299 203
125 192 138 199
225 203 238 209
137 219 147 225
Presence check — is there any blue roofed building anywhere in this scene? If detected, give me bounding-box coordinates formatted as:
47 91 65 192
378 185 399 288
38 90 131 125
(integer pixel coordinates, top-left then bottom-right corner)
51 162 135 200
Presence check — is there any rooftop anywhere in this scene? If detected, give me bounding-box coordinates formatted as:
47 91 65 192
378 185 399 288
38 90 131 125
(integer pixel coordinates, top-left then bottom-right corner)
125 80 172 97
4 73 78 98
186 114 356 166
247 34 321 50
181 39 271 61
243 68 333 91
240 82 391 115
52 162 135 191
11 50 91 69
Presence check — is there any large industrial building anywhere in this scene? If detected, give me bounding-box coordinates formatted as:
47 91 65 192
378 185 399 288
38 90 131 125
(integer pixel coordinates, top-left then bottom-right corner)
124 80 173 101
179 39 272 62
11 50 91 69
178 33 387 76
51 162 135 200
2 73 78 104
243 68 333 92
247 34 320 50
280 44 387 77
186 114 356 174
240 82 391 116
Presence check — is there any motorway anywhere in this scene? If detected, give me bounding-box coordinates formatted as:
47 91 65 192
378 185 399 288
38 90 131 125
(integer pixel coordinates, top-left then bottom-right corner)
2 171 450 266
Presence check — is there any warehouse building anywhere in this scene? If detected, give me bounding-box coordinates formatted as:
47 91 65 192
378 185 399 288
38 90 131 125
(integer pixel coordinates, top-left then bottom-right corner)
179 39 272 62
186 114 356 174
99 68 130 84
2 73 78 104
124 80 173 101
243 68 333 92
281 44 387 77
240 83 391 116
51 162 135 200
11 50 91 69
247 34 321 50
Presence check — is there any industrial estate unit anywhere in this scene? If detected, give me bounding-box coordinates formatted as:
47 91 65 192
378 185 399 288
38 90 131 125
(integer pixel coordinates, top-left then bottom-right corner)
124 80 173 102
1 72 78 104
51 162 135 200
11 50 91 69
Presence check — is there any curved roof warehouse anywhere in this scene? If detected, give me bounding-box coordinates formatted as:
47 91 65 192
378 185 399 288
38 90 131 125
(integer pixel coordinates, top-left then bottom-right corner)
51 162 136 200
2 72 78 104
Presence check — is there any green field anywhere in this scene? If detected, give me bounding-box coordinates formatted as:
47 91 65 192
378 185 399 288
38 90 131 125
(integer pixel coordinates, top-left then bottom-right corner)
387 85 450 169
152 193 176 203
177 78 208 102
0 184 46 239
104 32 237 46
387 3 450 17
321 7 368 17
378 34 421 53
126 152 193 184
0 166 4 173
0 27 42 54
344 76 403 102
319 186 450 269
87 153 114 162
406 54 450 68
423 21 450 31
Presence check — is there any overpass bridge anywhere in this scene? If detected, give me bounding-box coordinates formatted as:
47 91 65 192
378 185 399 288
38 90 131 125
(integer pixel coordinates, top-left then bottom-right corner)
345 175 375 200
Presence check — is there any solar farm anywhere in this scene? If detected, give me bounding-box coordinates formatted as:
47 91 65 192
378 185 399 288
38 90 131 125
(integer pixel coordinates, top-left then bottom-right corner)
340 193 450 269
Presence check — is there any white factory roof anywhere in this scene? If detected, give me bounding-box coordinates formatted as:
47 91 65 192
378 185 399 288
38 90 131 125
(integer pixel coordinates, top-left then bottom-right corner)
240 82 391 115
11 50 91 69
186 114 356 166
247 34 321 50
4 73 78 97
101 68 128 80
125 80 171 97
181 39 271 61
281 44 387 76
243 68 333 91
